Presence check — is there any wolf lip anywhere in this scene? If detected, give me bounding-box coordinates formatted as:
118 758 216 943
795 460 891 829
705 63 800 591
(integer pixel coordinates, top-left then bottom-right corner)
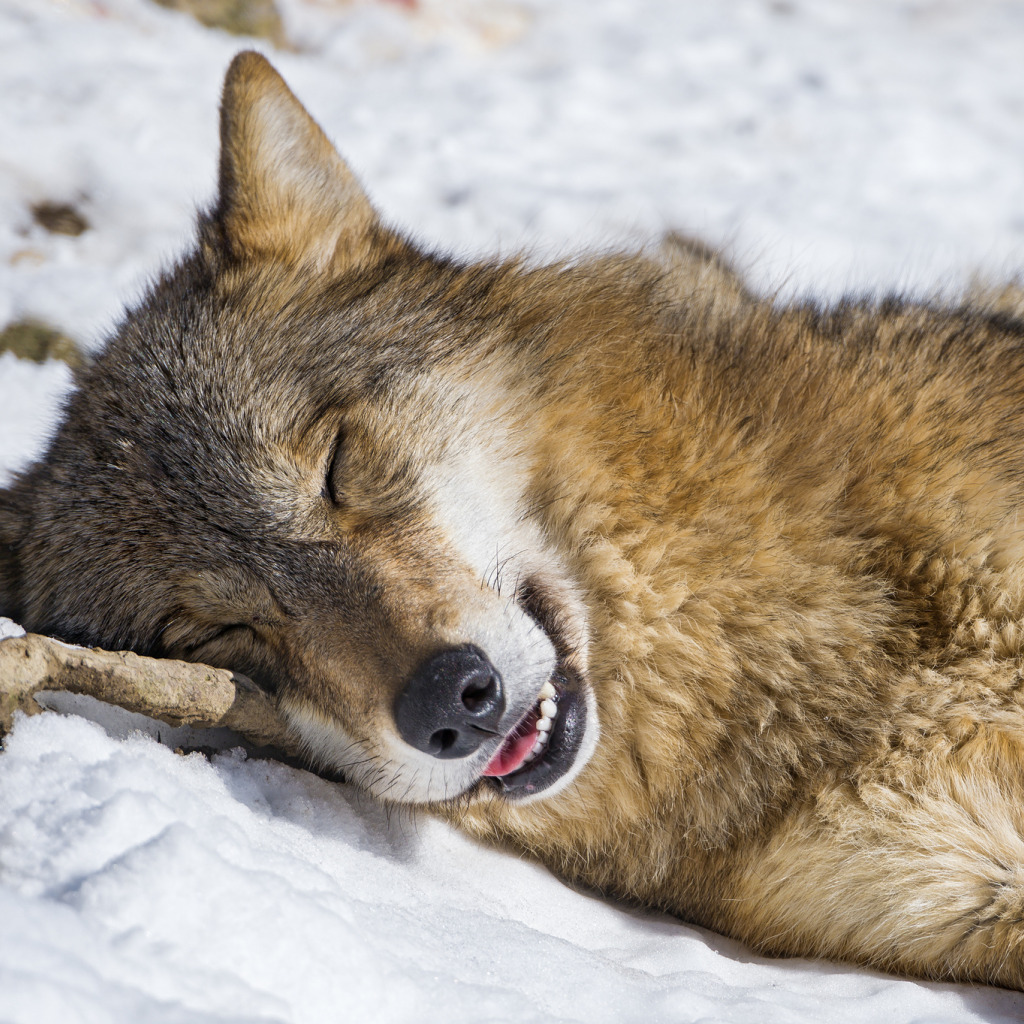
482 670 586 798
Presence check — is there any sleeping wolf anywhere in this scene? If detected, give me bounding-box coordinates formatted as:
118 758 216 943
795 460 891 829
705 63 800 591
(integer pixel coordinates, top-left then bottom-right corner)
5 51 1024 988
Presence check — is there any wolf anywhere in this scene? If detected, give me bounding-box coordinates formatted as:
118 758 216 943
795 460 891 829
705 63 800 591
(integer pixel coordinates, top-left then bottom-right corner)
5 50 1024 988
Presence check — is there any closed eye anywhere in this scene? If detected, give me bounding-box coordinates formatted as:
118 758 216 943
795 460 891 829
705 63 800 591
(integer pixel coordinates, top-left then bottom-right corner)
203 623 255 645
185 622 278 694
323 424 345 506
187 622 256 658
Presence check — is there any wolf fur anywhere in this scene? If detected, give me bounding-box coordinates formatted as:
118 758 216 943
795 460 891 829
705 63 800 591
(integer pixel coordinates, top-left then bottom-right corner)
5 52 1024 987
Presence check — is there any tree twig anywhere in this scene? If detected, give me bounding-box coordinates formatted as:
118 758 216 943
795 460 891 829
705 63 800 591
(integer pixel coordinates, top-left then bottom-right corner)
0 631 301 757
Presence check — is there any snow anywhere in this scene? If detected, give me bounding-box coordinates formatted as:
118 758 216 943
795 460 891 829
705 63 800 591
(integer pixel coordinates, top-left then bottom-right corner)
0 616 25 641
2 0 1024 1020
0 353 71 487
3 713 1017 1024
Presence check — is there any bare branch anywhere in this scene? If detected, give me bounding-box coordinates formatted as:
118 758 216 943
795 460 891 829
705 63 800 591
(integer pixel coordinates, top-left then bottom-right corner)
0 632 301 757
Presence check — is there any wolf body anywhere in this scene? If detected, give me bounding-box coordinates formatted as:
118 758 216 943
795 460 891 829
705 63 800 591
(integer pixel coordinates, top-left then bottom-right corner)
5 53 1024 987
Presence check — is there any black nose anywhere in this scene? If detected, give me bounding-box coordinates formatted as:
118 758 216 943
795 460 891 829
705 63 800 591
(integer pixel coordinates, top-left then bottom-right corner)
394 646 505 759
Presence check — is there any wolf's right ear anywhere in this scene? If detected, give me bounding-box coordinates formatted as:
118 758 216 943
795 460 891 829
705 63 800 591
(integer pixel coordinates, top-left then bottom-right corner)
210 51 382 272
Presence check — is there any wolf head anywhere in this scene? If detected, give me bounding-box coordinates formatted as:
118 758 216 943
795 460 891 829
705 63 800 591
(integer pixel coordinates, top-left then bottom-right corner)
0 52 605 806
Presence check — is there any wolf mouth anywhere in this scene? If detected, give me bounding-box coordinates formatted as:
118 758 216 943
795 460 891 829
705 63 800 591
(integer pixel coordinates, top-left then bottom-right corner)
481 676 560 776
476 575 590 799
479 666 587 798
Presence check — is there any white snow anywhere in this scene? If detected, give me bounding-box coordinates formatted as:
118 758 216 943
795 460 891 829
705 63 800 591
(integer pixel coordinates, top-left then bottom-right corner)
0 616 25 641
0 352 72 487
2 0 1024 1020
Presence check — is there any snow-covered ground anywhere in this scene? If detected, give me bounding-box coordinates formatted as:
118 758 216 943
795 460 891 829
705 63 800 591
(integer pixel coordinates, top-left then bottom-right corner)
2 1 1024 1020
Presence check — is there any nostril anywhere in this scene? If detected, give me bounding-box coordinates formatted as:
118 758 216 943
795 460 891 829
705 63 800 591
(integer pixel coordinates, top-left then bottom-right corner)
430 728 459 755
461 673 499 713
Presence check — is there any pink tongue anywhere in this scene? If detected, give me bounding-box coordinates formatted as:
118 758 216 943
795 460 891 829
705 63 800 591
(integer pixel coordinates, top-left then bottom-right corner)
482 709 540 777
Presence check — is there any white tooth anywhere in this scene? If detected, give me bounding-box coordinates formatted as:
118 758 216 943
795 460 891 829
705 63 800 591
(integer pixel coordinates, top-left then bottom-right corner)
536 730 549 745
539 699 558 720
539 681 557 700
522 751 536 764
536 717 552 732
530 737 546 756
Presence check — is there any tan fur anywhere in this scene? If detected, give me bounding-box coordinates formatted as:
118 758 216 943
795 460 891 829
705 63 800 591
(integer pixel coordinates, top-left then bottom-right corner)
448 289 1024 987
5 52 1024 988
215 51 392 272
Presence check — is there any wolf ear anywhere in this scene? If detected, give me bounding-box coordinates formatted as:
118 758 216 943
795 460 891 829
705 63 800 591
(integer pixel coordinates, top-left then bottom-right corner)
212 51 380 270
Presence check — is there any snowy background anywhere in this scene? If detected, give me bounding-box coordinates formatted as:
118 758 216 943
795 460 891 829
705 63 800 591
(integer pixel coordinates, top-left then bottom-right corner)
3 0 1024 1021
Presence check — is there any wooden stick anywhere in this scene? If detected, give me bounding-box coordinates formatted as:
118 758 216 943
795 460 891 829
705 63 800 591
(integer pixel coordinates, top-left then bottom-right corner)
0 631 301 757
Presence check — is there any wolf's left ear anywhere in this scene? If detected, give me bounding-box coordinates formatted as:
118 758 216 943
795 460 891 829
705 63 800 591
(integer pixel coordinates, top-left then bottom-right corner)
212 51 381 270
